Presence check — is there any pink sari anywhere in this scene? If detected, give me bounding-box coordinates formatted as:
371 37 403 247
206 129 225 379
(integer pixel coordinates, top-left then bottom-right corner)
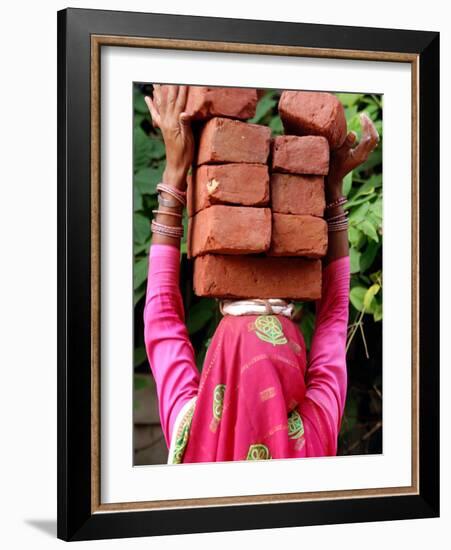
144 244 349 464
180 313 310 463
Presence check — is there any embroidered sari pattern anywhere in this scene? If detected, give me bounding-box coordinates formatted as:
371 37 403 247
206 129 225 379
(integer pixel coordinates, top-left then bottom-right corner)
171 400 195 464
246 444 271 460
213 384 226 421
181 314 310 463
253 315 288 346
209 383 226 433
288 408 304 440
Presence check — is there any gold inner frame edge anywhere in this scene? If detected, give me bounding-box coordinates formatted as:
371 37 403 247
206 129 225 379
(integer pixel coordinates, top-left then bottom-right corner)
90 34 420 514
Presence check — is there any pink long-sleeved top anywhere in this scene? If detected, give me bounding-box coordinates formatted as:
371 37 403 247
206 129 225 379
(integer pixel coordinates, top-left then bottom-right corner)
144 243 350 451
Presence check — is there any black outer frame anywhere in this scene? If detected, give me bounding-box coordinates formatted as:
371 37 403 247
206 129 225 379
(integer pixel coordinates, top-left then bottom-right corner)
57 7 439 542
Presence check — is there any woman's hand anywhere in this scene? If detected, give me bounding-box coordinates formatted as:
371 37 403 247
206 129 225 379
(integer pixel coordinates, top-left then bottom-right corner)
326 112 379 201
145 85 194 189
323 112 378 265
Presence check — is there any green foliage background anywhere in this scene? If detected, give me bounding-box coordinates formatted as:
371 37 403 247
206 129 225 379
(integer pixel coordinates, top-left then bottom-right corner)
133 85 383 456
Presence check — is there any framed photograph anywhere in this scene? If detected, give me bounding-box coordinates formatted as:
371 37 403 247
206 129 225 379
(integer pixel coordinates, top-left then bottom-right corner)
57 7 439 541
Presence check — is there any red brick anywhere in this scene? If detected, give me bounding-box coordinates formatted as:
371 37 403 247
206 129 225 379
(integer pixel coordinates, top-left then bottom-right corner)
271 173 325 217
279 91 347 150
269 213 328 258
196 117 271 165
193 254 322 300
187 164 270 216
188 205 271 258
271 135 330 175
185 86 257 120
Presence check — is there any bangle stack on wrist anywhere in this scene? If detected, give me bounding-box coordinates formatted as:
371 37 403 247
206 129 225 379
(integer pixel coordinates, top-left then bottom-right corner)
325 195 349 232
151 220 184 238
325 195 347 211
151 182 186 238
156 182 186 206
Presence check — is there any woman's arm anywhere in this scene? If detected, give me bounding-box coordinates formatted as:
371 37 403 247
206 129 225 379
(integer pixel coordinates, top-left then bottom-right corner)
142 85 199 448
325 113 379 264
145 84 195 247
144 243 199 448
300 255 350 455
299 113 379 455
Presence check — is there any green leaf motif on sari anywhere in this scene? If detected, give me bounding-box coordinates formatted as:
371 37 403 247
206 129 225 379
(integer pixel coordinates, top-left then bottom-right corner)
246 444 271 461
212 384 226 422
172 403 195 464
288 409 304 440
254 315 288 346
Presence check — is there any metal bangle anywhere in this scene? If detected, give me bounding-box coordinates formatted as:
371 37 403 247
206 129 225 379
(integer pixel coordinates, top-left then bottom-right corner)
325 196 347 210
151 220 184 238
157 194 182 208
157 181 187 198
326 212 348 222
152 209 183 219
156 183 186 206
327 221 349 232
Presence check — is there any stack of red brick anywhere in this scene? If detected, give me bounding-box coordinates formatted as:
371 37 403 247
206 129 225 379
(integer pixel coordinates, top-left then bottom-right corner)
185 87 347 301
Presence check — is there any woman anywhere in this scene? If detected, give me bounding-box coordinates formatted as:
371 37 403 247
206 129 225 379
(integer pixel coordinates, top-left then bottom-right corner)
143 84 379 464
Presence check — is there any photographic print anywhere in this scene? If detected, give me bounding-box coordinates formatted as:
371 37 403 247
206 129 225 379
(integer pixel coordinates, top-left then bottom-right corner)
132 84 383 465
58 8 439 540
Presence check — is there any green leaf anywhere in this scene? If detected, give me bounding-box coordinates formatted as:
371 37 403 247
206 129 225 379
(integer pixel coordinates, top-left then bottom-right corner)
356 147 382 173
134 213 151 244
365 103 380 119
134 283 146 306
134 256 148 290
349 202 370 225
342 391 359 431
359 219 379 242
133 373 150 391
370 270 382 285
181 212 189 245
360 94 382 110
335 93 362 108
347 112 362 136
347 193 378 211
299 308 315 351
369 197 382 222
269 115 284 136
350 247 361 274
148 139 166 160
133 128 165 171
134 347 147 368
134 113 145 129
348 226 366 250
367 213 382 232
343 171 353 197
142 193 158 212
350 286 367 312
347 174 381 207
359 240 380 272
134 186 143 211
249 91 277 123
372 295 383 322
134 240 150 255
133 88 149 114
134 127 153 170
364 283 380 311
134 165 165 195
186 299 216 334
374 120 383 136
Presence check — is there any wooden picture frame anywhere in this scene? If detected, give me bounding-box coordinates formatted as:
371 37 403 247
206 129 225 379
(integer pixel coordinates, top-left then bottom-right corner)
57 7 439 541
